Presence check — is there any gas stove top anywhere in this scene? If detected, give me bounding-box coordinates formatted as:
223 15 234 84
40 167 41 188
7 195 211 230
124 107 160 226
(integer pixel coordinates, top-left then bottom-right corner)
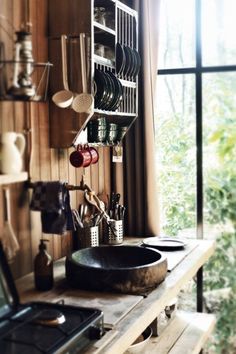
0 302 103 354
0 243 104 354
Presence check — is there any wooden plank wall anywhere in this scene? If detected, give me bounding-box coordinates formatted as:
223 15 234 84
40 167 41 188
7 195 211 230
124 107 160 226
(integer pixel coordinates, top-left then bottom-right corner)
0 0 111 279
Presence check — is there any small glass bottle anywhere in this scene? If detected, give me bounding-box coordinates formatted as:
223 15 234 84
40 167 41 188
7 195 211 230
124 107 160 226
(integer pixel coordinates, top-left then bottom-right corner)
34 239 54 291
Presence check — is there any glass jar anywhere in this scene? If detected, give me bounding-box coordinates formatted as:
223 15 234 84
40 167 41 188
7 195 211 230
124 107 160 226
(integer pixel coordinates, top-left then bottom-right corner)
94 7 106 26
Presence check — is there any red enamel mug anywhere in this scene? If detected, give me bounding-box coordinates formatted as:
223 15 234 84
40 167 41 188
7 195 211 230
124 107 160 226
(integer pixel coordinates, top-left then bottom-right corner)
88 146 99 164
69 144 92 168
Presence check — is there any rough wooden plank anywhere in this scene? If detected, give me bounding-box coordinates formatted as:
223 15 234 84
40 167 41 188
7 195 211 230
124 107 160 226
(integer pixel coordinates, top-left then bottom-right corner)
0 172 28 185
169 312 216 354
123 238 199 271
93 240 215 354
56 291 143 329
16 240 216 354
146 311 216 354
147 312 190 353
15 257 143 328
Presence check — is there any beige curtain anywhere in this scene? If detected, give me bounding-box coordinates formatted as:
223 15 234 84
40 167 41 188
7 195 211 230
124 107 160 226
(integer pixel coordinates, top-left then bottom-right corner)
114 0 162 237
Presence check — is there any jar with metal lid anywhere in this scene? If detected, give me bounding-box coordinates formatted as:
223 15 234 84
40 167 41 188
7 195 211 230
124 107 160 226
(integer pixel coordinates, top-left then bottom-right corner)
94 7 106 26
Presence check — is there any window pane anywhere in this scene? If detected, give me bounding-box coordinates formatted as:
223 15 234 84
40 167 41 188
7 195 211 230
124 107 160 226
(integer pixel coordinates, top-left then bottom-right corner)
158 0 195 69
154 74 196 237
203 72 236 235
202 0 236 66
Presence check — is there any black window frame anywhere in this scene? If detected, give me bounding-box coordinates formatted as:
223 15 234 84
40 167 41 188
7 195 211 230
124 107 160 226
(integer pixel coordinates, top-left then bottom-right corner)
156 0 236 311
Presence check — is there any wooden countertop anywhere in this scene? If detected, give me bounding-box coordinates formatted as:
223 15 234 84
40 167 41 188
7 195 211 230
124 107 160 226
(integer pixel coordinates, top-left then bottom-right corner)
16 238 215 354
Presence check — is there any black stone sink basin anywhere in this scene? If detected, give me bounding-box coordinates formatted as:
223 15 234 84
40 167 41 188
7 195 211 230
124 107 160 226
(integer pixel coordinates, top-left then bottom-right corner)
65 245 168 294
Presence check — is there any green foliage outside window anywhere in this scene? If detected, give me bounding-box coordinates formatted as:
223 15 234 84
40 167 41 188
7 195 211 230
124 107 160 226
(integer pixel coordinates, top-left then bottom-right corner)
155 73 236 353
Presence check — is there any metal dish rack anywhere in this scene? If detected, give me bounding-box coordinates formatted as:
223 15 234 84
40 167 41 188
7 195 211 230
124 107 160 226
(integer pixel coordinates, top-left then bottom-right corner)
48 0 139 148
93 1 139 118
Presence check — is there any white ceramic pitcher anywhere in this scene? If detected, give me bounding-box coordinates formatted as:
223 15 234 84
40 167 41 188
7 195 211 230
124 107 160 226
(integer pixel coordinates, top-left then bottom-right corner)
1 132 26 174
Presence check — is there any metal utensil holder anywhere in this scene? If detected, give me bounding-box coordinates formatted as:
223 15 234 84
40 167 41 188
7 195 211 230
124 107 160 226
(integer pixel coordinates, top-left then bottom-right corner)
104 220 123 245
78 226 99 248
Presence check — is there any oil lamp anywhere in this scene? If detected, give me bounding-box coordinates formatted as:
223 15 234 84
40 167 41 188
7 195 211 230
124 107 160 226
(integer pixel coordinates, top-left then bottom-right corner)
8 29 36 99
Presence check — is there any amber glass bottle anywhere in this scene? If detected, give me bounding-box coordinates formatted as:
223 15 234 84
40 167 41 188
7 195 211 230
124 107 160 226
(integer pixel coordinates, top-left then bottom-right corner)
34 239 53 291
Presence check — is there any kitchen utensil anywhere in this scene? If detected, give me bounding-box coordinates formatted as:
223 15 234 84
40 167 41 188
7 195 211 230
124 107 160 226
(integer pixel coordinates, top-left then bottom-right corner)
142 237 186 251
116 205 126 220
84 190 118 236
1 132 26 174
102 71 115 110
129 47 137 80
89 146 99 164
72 33 94 114
132 48 141 77
84 190 105 212
125 46 135 79
72 209 84 228
94 69 110 109
1 187 20 262
97 191 109 210
106 123 118 144
69 144 92 168
115 42 126 75
106 71 123 111
52 35 73 108
78 204 85 222
104 219 123 245
78 226 99 248
123 45 132 78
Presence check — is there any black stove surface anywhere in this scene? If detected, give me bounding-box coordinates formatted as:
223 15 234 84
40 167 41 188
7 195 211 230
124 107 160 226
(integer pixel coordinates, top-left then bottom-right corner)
0 302 103 354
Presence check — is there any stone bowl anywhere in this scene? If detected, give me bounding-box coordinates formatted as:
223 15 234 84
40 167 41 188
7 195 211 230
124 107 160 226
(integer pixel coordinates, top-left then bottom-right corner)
65 245 168 294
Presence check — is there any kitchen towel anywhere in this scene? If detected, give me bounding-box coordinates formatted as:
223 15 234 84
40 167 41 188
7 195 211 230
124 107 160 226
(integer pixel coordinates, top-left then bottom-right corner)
30 181 75 234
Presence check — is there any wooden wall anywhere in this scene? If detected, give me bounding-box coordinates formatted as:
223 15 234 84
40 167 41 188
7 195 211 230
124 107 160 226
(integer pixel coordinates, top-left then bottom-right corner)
0 0 112 279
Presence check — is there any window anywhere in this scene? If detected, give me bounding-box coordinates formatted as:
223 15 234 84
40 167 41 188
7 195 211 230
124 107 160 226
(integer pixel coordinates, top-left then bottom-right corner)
155 0 236 239
155 1 236 352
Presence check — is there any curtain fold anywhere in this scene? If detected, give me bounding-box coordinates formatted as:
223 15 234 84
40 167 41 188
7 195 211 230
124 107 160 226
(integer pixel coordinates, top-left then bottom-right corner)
114 0 162 237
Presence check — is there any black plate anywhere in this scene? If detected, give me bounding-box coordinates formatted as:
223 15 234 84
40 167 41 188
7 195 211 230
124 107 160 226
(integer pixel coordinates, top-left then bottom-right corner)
132 48 141 77
106 71 123 111
142 237 186 251
94 69 110 109
129 47 137 80
126 46 135 79
115 43 126 76
102 71 115 110
123 45 132 78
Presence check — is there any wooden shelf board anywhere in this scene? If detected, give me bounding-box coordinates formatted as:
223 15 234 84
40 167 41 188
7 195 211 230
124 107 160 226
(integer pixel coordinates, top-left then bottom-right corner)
147 311 216 354
0 172 28 185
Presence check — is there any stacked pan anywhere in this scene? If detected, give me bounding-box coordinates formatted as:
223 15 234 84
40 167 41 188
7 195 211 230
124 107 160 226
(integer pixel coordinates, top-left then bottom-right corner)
116 43 141 80
94 69 123 111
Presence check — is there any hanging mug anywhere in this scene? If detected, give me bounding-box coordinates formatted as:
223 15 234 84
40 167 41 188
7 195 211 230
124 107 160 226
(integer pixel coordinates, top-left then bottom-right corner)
69 144 92 168
0 132 26 174
86 145 99 165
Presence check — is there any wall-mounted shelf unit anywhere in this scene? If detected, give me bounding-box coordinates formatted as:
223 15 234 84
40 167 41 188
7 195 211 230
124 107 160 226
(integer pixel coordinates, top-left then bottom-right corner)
48 0 139 148
0 172 28 185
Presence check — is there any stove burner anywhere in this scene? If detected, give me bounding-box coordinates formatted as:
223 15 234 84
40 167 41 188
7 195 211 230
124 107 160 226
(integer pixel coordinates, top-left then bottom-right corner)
33 309 66 327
